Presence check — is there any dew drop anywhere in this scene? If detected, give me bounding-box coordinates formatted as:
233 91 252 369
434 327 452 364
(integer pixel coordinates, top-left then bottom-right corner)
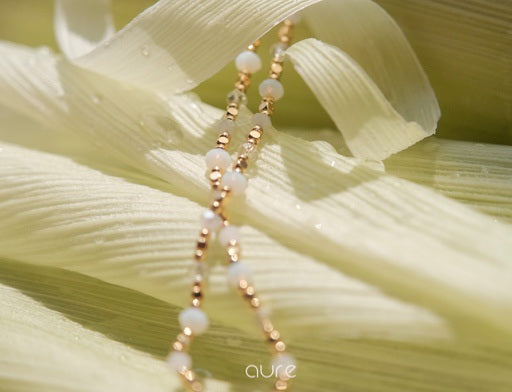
91 93 103 104
141 45 150 57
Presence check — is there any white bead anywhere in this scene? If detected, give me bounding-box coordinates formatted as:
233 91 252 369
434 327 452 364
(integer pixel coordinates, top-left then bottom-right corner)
205 148 231 170
218 225 241 247
259 79 284 100
235 50 262 73
166 351 192 372
252 113 272 130
216 118 236 134
272 354 297 378
227 262 252 286
221 171 247 195
200 210 223 232
179 307 209 335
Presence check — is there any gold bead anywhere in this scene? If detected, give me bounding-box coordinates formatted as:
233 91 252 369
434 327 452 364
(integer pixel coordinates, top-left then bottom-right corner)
275 379 288 391
269 329 280 341
172 341 183 351
248 128 263 144
217 135 230 145
245 286 255 297
209 170 222 182
183 327 192 336
191 298 201 307
184 369 195 382
196 237 207 249
275 340 286 352
262 319 274 333
250 297 260 308
194 249 204 261
227 106 239 117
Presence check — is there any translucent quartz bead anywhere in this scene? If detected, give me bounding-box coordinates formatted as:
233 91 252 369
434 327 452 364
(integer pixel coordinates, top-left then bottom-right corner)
221 171 247 195
200 209 223 231
252 113 272 130
238 142 258 161
235 50 262 73
272 354 297 378
219 225 241 247
287 12 302 24
259 79 284 100
226 89 247 106
216 118 236 134
205 148 231 170
166 351 191 372
179 307 209 335
269 43 287 62
227 261 253 286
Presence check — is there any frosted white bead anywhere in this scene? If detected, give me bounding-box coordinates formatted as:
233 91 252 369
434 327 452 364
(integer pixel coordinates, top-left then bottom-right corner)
200 210 223 232
272 354 297 378
227 262 252 286
252 113 272 130
205 148 231 170
235 50 262 73
179 307 209 335
216 118 236 134
221 171 247 195
166 351 192 372
219 225 241 247
259 79 284 100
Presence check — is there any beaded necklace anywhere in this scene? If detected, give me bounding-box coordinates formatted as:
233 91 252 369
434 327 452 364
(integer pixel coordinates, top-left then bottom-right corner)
166 17 298 392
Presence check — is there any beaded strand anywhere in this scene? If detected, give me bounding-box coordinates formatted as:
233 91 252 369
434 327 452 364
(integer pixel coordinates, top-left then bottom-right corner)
218 18 297 392
166 17 298 392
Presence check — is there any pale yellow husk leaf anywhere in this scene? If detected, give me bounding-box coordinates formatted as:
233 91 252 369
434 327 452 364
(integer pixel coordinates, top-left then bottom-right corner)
1 260 511 391
0 42 511 341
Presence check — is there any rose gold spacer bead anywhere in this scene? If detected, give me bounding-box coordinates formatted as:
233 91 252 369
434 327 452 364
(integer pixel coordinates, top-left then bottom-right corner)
279 35 290 44
245 286 255 298
192 284 202 298
209 170 222 182
250 297 260 308
184 370 195 382
177 333 190 345
172 341 184 351
196 237 207 249
191 298 201 307
263 319 274 333
183 327 193 336
283 19 293 27
275 340 286 352
239 279 249 290
269 329 280 341
248 40 261 51
194 249 205 262
275 379 288 391
248 126 263 144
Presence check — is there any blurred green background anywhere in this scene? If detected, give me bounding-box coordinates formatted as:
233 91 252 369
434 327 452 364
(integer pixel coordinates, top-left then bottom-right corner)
0 0 510 145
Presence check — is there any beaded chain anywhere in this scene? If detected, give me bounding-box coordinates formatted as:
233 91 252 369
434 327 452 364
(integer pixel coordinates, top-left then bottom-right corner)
166 17 298 392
